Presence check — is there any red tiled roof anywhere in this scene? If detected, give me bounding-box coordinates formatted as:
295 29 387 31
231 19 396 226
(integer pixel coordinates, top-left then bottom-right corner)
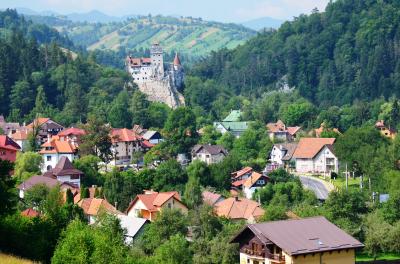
287 126 301 136
26 118 50 128
141 140 155 148
202 191 223 206
243 172 266 188
10 129 29 141
58 127 86 137
111 128 142 143
231 167 253 179
21 208 40 218
293 138 336 159
0 135 20 151
266 120 286 133
173 53 181 66
39 138 76 154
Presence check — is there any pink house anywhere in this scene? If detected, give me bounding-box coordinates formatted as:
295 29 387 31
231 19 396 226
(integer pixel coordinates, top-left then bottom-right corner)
0 135 21 162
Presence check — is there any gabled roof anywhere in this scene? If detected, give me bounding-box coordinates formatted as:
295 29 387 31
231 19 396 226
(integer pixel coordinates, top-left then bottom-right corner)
231 167 253 179
117 215 148 239
21 208 40 218
43 157 83 178
273 143 298 161
202 191 224 206
223 110 242 122
78 198 122 216
17 175 59 191
39 138 76 154
126 191 186 213
293 138 336 159
214 197 264 221
218 121 249 131
243 172 266 188
266 120 286 133
142 130 160 140
10 129 29 141
232 217 364 256
0 135 21 151
27 117 50 128
111 128 142 143
58 127 86 137
287 126 301 136
192 144 228 156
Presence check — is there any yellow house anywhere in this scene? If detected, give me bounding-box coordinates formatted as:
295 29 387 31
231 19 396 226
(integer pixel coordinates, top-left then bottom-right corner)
231 217 363 264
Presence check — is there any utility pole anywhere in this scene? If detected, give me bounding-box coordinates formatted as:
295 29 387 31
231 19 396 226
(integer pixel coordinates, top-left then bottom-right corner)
342 163 349 190
360 174 363 189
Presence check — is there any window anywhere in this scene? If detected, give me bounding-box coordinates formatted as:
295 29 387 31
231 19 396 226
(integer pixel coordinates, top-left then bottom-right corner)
0 151 5 155
168 203 172 209
258 180 265 185
47 156 51 161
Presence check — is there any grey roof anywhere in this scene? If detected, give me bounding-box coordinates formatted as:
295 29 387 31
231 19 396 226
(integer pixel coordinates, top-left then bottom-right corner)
43 157 83 178
273 143 298 161
18 175 59 190
142 130 160 140
234 217 363 256
192 144 228 155
117 215 148 239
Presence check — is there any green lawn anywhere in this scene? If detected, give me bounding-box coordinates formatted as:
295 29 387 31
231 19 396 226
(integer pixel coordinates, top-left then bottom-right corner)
356 253 400 261
331 176 362 190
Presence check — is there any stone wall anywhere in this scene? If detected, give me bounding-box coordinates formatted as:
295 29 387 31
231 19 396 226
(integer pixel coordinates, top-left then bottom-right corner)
137 76 185 109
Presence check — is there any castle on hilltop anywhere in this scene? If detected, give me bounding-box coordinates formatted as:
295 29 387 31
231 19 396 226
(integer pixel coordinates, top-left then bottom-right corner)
126 44 185 108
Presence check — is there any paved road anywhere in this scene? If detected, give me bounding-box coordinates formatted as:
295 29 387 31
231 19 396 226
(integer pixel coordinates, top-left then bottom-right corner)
299 176 330 200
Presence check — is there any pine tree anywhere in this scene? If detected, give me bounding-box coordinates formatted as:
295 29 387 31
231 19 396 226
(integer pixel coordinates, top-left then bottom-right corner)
183 174 202 209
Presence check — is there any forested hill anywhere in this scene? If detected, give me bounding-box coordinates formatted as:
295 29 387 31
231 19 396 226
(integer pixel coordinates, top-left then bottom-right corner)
190 0 400 106
27 14 256 58
0 9 73 48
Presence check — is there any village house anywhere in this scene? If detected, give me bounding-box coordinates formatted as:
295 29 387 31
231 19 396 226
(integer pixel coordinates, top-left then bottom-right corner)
231 216 364 264
375 120 396 139
231 167 269 199
42 156 83 188
110 128 143 166
117 215 148 244
39 136 78 172
202 190 225 206
17 175 77 199
0 115 20 135
57 127 86 146
10 129 29 151
0 135 21 162
266 120 301 142
78 198 122 224
213 110 250 138
293 138 338 174
126 190 188 222
269 143 298 168
191 144 228 165
27 118 64 145
214 196 265 223
142 130 163 145
21 208 40 218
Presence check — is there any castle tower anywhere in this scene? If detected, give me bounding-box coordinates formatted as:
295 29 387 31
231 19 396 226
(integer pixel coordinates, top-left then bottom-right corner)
171 52 184 89
173 53 182 71
150 43 164 77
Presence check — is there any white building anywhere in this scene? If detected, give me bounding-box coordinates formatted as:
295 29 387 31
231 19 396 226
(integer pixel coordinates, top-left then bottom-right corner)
42 156 83 188
39 137 77 172
270 143 298 166
191 144 228 165
293 138 338 174
110 128 143 166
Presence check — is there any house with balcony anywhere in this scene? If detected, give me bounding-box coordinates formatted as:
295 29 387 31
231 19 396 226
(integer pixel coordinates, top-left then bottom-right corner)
42 156 83 188
39 136 78 172
231 217 363 264
266 120 301 142
57 127 86 146
27 117 64 145
110 128 143 166
293 138 338 174
269 143 298 168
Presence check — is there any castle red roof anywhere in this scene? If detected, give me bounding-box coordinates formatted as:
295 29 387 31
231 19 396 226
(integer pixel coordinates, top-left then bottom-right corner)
173 53 181 66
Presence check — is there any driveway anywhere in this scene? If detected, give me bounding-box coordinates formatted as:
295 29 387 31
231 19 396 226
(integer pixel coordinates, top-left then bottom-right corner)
298 175 332 200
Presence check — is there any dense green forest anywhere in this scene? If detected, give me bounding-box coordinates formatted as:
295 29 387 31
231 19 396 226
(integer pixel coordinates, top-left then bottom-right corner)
190 0 400 106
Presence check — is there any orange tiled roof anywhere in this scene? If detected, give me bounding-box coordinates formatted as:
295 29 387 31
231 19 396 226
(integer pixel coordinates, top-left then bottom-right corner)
214 197 264 221
78 198 121 216
243 172 264 188
287 126 301 136
58 127 86 137
10 129 29 140
111 128 142 143
21 208 40 218
27 118 50 128
39 137 76 154
0 135 20 151
293 138 336 159
231 167 253 179
126 191 184 213
266 120 286 133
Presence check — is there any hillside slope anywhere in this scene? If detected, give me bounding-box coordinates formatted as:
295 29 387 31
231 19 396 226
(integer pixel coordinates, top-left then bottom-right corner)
29 15 256 58
190 0 400 106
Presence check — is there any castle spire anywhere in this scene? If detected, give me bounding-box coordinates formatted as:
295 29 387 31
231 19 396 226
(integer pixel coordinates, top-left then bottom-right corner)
173 53 181 66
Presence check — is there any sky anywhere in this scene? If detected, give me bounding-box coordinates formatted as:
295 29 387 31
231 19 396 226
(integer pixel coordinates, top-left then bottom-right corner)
0 0 331 22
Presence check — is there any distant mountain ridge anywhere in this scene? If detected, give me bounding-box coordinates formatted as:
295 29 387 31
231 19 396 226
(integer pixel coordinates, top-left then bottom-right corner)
241 16 284 30
22 11 256 58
